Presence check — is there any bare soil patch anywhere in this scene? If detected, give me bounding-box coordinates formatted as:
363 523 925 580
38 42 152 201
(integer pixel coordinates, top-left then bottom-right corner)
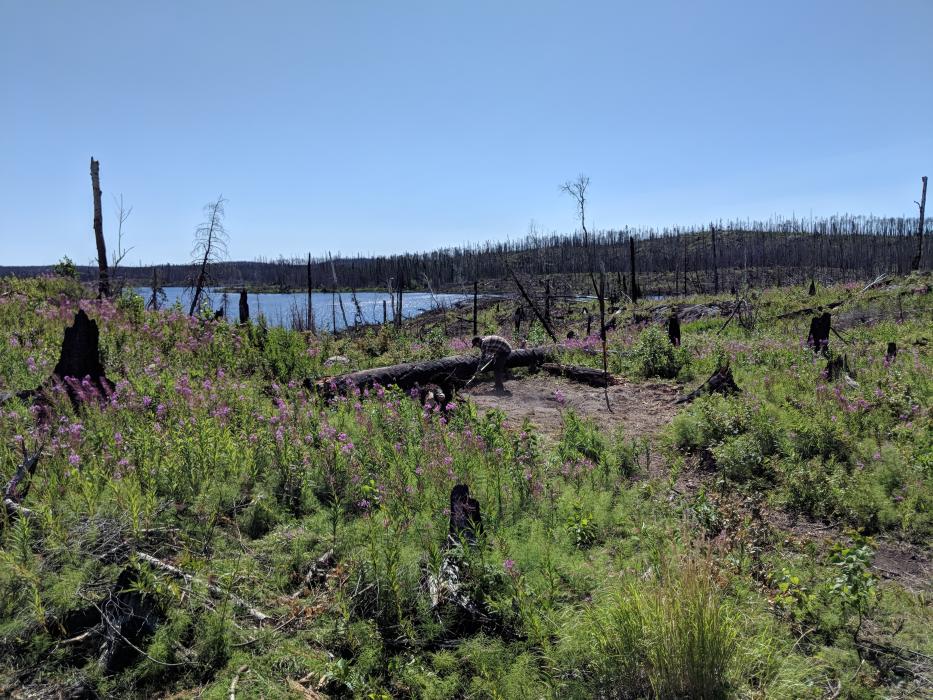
462 373 680 440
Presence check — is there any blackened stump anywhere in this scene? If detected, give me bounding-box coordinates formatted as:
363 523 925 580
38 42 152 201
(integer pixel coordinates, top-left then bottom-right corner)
448 484 482 547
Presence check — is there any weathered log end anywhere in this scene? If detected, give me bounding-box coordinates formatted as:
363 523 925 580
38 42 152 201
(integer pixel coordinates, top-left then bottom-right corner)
676 364 741 404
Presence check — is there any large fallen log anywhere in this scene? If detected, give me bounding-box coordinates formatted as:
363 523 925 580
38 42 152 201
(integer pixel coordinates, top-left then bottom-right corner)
309 346 555 396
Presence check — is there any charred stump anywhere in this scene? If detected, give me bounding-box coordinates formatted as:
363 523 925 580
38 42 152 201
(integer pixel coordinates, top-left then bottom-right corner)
53 310 113 407
667 314 681 346
238 288 249 324
448 484 482 547
98 567 160 674
807 312 832 354
825 354 854 382
886 342 897 361
808 279 817 296
676 364 741 404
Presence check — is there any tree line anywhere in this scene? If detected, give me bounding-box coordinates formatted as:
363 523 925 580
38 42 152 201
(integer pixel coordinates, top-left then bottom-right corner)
4 212 926 298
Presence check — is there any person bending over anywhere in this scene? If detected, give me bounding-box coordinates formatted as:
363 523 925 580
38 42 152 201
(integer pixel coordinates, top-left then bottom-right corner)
472 334 512 392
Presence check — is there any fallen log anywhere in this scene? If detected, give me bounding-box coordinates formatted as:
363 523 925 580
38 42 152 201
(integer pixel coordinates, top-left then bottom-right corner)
540 363 618 387
676 364 741 404
310 346 555 396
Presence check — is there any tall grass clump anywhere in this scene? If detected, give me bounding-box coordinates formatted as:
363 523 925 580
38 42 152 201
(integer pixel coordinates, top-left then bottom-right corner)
564 555 736 699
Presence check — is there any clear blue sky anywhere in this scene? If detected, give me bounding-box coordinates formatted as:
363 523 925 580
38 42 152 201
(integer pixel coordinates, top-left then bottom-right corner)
2 1 930 265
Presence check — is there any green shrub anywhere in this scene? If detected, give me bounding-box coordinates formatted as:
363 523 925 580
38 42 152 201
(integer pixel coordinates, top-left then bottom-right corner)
558 411 606 465
52 255 78 279
633 324 689 379
712 433 768 482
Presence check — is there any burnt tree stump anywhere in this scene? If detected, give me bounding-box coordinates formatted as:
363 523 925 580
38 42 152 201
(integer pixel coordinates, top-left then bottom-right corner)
676 364 741 404
448 484 482 547
53 309 113 406
667 314 681 347
807 312 832 354
886 342 897 361
239 288 249 324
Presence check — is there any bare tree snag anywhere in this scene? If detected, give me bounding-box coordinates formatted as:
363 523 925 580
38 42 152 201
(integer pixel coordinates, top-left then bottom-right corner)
189 196 229 316
629 236 638 303
307 253 316 333
711 224 719 295
473 280 478 336
90 158 110 298
912 176 927 271
503 259 557 342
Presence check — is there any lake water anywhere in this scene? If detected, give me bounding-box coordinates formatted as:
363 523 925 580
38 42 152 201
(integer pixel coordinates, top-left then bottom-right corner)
137 287 471 331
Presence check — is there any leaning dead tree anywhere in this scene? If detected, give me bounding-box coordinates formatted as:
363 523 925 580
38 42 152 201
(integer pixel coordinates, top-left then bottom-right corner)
188 196 229 316
90 157 110 298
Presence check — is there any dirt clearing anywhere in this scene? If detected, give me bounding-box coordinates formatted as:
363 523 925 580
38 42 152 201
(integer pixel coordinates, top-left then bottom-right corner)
462 374 681 440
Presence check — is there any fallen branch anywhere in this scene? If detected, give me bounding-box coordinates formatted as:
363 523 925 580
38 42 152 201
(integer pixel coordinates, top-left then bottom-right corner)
229 665 249 700
136 552 271 625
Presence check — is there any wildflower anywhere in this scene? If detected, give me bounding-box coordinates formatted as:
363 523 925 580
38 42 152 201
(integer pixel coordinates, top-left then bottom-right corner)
503 559 515 573
68 453 81 467
114 432 123 446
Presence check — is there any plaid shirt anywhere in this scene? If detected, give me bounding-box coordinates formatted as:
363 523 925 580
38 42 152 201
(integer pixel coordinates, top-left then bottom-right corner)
479 335 512 363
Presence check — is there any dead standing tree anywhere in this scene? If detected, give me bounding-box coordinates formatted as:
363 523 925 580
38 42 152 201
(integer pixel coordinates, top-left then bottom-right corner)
562 174 611 410
89 157 110 298
188 196 229 316
912 176 927 271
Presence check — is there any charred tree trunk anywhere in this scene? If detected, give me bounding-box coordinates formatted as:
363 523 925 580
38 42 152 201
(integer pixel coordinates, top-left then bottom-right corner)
307 253 316 333
667 313 681 346
239 288 249 324
711 224 720 295
311 346 555 396
473 280 478 336
90 158 110 298
629 236 638 303
807 312 832 354
913 176 927 271
676 363 740 404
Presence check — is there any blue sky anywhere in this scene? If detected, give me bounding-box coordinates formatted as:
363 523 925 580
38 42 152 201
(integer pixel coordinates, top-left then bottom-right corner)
2 1 930 265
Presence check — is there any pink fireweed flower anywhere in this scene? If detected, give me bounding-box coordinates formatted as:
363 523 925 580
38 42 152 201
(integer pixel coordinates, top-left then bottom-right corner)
68 453 80 467
503 559 516 573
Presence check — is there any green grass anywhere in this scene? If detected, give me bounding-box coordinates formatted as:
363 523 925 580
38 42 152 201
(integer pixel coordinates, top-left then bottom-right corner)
0 273 930 698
